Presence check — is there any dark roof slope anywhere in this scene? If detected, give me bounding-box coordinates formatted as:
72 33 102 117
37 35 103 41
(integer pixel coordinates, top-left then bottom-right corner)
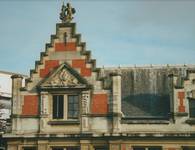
102 65 195 118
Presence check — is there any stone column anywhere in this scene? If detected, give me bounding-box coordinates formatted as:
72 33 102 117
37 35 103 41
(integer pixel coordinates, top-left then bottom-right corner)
110 72 122 133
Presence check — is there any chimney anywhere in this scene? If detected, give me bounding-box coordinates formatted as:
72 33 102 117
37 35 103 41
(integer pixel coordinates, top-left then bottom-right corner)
110 72 122 133
11 74 23 115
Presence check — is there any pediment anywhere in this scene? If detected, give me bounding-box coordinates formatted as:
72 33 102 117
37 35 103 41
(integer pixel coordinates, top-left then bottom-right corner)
39 63 89 89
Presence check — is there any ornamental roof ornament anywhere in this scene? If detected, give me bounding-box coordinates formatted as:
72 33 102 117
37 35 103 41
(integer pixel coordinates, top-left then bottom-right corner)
60 2 76 23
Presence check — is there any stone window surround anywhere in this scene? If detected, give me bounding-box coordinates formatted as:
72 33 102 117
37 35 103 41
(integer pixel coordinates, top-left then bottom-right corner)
185 98 195 125
132 146 162 150
48 91 81 125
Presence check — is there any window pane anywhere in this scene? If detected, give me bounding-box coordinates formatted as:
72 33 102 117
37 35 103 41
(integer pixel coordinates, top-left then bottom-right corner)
95 147 108 150
133 148 145 150
68 95 79 119
189 100 195 117
183 147 195 150
66 147 80 150
133 147 162 150
53 95 64 119
148 147 162 150
52 148 63 150
23 147 36 150
53 148 80 150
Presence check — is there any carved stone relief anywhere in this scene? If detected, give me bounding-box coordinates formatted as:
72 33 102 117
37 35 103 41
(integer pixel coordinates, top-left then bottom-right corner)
44 68 81 87
81 91 90 132
81 91 90 114
41 92 49 115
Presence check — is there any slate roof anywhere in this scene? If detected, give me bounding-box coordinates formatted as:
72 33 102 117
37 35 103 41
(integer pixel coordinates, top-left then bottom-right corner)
102 65 195 118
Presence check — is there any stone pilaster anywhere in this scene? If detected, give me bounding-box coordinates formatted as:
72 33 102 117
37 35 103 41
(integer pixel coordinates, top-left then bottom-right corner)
81 91 91 133
39 92 49 133
40 92 49 116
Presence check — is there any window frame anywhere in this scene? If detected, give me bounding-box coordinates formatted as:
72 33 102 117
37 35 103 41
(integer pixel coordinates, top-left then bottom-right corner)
51 92 80 121
189 98 195 118
52 147 80 150
132 146 162 150
67 95 79 119
23 147 37 150
52 95 64 119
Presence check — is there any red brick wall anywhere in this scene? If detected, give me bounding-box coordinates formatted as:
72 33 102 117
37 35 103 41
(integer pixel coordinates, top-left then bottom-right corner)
91 94 108 114
72 59 92 77
72 59 86 68
40 60 59 78
39 59 91 78
178 91 185 112
55 42 76 51
80 68 91 77
22 95 39 116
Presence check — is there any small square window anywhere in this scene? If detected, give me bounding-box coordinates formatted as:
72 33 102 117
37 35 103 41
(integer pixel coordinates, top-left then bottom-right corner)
189 99 195 118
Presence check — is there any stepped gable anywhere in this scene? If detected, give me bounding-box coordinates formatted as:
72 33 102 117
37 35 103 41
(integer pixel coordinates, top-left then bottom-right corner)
20 22 110 116
102 65 195 117
24 22 103 90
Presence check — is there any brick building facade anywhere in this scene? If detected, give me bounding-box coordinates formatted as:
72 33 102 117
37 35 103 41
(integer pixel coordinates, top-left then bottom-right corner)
3 3 195 150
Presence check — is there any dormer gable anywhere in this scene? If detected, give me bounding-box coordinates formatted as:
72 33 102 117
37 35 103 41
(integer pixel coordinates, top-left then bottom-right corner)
39 63 90 90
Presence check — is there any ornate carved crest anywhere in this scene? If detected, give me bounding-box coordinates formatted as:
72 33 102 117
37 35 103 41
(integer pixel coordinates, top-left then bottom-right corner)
60 2 76 23
45 68 80 87
40 63 89 89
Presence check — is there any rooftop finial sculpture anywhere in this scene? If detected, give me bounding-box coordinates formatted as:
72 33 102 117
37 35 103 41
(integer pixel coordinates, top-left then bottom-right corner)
60 2 76 23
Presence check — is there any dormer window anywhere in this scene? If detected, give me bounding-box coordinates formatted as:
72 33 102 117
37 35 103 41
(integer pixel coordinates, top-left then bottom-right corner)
52 94 79 120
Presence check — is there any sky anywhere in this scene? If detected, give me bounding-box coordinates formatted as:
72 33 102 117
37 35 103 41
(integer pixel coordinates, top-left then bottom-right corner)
0 0 195 75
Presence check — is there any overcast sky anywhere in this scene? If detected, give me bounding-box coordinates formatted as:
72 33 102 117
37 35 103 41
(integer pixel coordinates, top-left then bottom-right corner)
0 0 195 75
